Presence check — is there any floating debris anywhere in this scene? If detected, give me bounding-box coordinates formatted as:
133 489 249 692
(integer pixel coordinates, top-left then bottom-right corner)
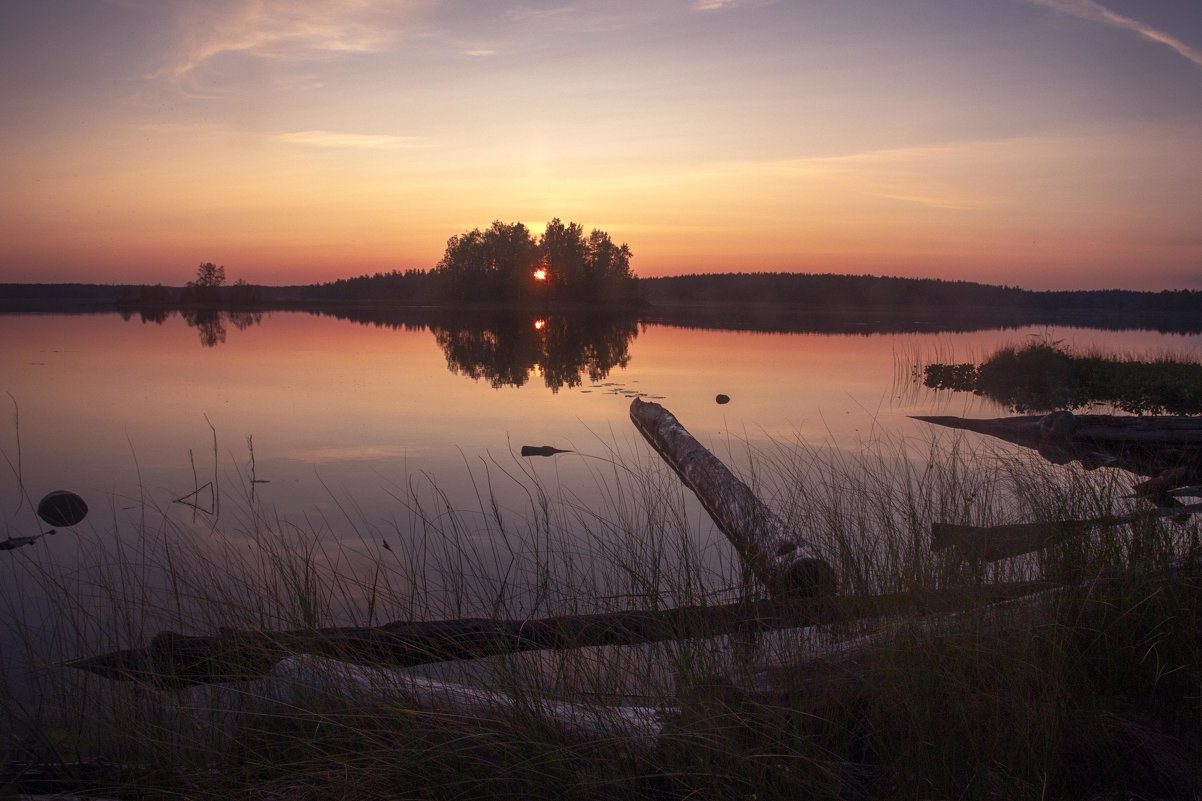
520 445 572 458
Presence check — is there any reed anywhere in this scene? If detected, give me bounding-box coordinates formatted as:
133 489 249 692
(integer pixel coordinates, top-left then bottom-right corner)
2 425 1200 800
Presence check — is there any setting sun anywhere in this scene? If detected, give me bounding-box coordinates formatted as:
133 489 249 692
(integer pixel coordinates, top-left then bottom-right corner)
533 269 547 281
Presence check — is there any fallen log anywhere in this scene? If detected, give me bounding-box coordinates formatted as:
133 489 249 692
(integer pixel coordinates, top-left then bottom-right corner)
913 412 1202 445
932 502 1202 562
912 413 1202 497
66 583 1054 688
912 413 1202 452
629 397 836 597
264 655 667 746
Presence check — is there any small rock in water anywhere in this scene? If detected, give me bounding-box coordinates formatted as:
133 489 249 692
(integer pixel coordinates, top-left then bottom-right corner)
715 394 731 405
37 490 88 528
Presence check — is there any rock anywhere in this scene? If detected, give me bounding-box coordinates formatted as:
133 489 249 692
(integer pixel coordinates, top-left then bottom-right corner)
37 490 88 527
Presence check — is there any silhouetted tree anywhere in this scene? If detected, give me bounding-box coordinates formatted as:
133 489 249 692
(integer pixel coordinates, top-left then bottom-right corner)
584 228 635 303
192 262 225 288
434 219 636 305
183 262 226 304
229 278 261 305
540 218 587 297
484 220 541 300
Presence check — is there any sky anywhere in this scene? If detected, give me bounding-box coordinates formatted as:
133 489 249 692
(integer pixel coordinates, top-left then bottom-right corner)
1 0 1200 290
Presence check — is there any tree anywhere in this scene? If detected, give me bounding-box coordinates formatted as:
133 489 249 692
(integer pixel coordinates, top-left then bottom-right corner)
190 262 226 289
436 221 541 302
540 218 587 297
434 219 636 305
584 229 635 303
184 262 226 304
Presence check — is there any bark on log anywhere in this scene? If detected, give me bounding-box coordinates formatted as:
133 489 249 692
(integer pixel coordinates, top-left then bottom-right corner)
629 397 836 597
66 583 1054 688
932 503 1202 562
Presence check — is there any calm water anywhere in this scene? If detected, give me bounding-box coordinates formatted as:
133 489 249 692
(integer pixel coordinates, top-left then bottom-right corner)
2 309 1202 712
3 310 1201 547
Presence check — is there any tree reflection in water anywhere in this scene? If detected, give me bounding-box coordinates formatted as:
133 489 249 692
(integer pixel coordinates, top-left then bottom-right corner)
179 309 263 348
432 312 638 391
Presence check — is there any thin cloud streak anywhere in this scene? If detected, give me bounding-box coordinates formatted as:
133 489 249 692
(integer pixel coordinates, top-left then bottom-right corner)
273 130 428 149
158 0 419 80
1024 0 1202 69
693 0 775 11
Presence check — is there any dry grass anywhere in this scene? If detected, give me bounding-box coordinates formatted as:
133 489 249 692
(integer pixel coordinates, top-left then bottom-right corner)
2 424 1201 800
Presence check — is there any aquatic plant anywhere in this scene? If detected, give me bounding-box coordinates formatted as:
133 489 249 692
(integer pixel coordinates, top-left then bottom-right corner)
922 341 1202 414
1 426 1200 800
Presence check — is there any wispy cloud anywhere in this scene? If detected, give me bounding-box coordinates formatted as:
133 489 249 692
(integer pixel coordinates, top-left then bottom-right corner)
500 2 669 33
693 0 774 11
503 5 578 24
159 0 419 80
1023 0 1202 70
273 130 427 149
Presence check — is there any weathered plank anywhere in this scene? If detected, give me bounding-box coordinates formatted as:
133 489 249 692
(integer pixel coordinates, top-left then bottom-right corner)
629 397 836 597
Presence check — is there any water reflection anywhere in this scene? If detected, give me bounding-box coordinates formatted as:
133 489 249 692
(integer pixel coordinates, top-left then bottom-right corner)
432 312 637 391
117 306 636 389
120 307 264 347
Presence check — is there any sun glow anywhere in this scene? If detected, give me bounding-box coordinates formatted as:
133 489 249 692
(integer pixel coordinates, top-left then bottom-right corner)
533 268 548 281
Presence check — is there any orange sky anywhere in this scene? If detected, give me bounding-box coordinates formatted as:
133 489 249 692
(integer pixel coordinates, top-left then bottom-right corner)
1 1 1200 289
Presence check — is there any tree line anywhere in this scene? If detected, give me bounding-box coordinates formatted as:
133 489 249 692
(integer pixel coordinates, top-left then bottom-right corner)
639 272 1202 313
308 219 637 305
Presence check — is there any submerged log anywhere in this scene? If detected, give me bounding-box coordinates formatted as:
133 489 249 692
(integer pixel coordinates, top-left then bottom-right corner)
913 413 1202 448
933 502 1202 562
67 583 1054 688
630 397 836 597
912 412 1202 489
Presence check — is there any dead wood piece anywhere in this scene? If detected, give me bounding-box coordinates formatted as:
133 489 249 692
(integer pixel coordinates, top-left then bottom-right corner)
67 582 1059 688
520 445 572 457
68 599 811 688
0 534 40 551
266 656 667 746
933 503 1202 562
630 397 836 597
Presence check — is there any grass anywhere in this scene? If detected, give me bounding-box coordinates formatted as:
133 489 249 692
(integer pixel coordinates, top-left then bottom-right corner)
2 424 1201 800
920 340 1202 414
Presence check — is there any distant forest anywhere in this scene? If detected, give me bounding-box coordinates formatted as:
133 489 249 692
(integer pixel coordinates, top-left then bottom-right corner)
637 272 1202 314
3 270 1201 320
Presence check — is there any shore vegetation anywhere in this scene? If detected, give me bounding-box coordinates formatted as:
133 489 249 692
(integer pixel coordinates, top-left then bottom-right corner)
922 341 1202 414
2 422 1201 800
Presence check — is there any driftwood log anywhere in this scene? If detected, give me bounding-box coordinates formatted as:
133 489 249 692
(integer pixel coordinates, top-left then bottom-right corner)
66 583 1056 689
913 412 1201 472
933 503 1202 562
630 397 836 597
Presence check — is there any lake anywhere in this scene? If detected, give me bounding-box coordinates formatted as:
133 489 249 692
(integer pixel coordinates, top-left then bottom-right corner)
1 309 1200 650
4 309 1201 553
